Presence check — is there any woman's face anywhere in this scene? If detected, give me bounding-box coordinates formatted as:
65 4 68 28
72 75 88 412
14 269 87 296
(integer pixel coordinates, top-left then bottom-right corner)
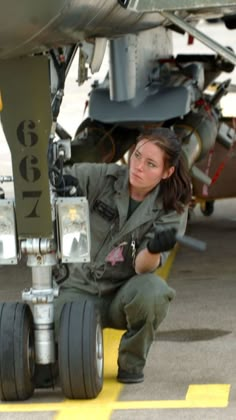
129 139 174 195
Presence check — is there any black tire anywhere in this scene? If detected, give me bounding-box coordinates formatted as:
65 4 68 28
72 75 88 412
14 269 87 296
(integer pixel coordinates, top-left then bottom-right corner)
0 302 35 401
200 200 215 216
58 300 103 399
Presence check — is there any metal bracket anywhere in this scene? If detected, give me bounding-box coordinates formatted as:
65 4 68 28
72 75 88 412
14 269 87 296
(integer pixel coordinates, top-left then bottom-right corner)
22 287 58 304
160 11 236 67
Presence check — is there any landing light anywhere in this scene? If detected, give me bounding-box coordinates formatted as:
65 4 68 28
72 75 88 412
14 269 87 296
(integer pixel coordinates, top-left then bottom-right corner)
57 197 91 263
0 200 17 264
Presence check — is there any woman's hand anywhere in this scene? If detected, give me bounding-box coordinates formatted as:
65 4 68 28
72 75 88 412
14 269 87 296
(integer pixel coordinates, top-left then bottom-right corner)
147 228 177 254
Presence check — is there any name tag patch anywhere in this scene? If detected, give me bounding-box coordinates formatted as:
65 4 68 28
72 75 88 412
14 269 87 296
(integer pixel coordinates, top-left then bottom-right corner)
93 199 118 222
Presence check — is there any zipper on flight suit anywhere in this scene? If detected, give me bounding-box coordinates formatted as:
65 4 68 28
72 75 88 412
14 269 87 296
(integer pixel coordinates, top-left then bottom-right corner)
93 221 116 263
131 234 136 267
90 221 118 289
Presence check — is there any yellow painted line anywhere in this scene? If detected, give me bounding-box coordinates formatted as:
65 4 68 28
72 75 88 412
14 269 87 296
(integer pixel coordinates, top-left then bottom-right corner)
0 92 2 111
186 384 231 408
156 245 179 280
112 384 231 409
55 384 230 419
0 384 230 413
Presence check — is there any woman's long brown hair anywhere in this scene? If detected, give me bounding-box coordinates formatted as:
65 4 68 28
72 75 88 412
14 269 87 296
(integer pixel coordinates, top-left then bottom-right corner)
136 127 192 214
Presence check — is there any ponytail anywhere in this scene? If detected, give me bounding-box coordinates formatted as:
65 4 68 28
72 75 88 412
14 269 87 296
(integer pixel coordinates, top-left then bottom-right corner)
160 154 192 213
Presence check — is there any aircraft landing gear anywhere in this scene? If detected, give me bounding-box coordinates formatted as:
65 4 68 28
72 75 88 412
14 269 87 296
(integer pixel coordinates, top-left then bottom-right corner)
0 54 104 401
59 300 104 399
0 299 104 401
0 302 35 401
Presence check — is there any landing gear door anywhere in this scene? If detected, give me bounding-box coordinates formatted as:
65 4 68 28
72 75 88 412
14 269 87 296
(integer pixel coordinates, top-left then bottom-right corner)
0 56 53 238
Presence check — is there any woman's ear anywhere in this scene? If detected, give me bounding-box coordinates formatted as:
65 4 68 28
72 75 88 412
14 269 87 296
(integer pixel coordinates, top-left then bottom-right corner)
163 166 175 179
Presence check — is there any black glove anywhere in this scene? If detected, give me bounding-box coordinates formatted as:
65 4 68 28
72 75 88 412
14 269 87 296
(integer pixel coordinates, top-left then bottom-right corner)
147 228 177 254
63 174 78 187
57 174 81 197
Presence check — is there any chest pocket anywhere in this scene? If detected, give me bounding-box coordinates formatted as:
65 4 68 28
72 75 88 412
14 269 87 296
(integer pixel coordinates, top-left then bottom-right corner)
93 199 118 222
89 198 119 255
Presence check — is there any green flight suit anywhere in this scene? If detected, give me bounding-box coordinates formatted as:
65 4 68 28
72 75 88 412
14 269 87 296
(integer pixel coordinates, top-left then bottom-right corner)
54 163 187 374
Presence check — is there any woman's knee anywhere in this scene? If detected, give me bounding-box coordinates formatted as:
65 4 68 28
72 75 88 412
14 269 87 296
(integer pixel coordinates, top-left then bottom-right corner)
127 273 175 303
122 273 175 325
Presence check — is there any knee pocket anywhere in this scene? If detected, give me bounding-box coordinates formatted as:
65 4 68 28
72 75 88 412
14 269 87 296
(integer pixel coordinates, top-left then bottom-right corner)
123 274 174 325
129 273 175 303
